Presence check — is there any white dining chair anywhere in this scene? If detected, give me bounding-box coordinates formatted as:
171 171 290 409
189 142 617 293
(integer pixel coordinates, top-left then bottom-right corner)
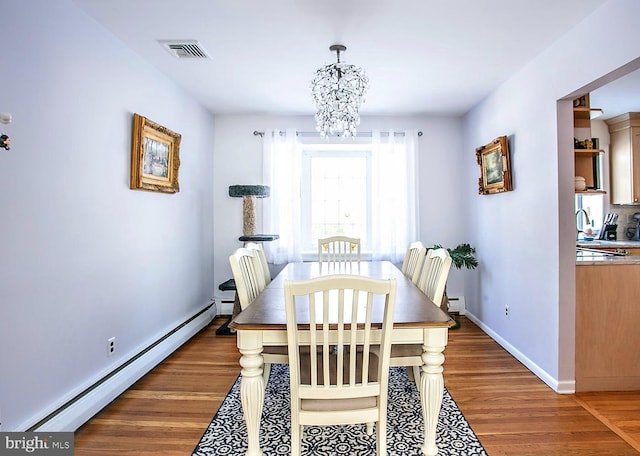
416 248 453 309
390 248 453 383
229 248 287 384
284 275 397 456
317 236 361 266
245 242 271 285
400 241 427 285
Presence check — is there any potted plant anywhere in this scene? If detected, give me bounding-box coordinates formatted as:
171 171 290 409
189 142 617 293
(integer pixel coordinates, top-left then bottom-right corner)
433 242 478 271
432 243 478 329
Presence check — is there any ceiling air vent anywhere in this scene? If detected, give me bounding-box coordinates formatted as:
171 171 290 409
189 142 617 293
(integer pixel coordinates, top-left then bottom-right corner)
158 40 209 59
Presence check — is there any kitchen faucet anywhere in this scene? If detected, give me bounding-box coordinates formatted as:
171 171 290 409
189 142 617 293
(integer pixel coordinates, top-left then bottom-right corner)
575 209 591 240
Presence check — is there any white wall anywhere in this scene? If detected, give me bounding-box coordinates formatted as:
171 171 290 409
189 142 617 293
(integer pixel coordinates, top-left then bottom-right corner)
0 0 215 430
211 115 467 306
463 0 640 391
5 1 632 432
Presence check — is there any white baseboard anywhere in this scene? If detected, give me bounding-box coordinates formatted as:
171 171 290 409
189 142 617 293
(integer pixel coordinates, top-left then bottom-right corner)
31 303 215 432
464 311 575 394
555 380 576 394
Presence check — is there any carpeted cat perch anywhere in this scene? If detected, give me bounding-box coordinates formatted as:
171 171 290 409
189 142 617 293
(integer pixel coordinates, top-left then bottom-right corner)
228 184 270 236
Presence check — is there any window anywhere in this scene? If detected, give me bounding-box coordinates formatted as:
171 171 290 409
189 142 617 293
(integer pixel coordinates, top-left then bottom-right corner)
301 145 371 252
575 193 604 238
263 129 419 264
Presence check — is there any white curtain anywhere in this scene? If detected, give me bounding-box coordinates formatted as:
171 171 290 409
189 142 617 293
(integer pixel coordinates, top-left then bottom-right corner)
262 129 303 264
370 130 419 263
263 129 419 264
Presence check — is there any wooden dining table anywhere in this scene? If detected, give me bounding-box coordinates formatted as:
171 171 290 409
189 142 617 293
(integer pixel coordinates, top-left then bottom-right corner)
229 260 455 456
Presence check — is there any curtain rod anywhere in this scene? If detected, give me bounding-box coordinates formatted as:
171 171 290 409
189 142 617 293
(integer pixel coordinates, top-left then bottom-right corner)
253 130 423 137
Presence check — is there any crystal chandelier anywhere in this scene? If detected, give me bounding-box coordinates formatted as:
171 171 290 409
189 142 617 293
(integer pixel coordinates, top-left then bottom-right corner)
311 44 369 138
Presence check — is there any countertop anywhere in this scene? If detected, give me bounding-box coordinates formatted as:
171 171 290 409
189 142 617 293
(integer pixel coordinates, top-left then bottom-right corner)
576 253 640 265
576 240 640 248
576 240 640 265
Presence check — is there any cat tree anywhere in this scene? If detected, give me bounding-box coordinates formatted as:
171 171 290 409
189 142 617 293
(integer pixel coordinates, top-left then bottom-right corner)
217 185 278 335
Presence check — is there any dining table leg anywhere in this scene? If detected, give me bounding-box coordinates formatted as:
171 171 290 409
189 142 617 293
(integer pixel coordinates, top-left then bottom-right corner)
237 330 265 456
418 327 449 456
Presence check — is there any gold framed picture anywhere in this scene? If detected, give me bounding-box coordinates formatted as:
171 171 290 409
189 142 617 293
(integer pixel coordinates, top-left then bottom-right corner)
130 113 181 193
476 135 512 195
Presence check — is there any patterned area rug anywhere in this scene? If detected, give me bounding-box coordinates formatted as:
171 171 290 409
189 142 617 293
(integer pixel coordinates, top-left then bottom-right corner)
193 364 487 455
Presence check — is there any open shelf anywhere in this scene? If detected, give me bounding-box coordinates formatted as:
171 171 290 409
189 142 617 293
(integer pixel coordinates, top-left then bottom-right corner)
574 94 604 193
573 108 604 128
574 148 604 155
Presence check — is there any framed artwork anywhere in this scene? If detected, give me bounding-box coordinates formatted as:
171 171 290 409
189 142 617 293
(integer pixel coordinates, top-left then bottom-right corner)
476 135 512 195
130 113 181 193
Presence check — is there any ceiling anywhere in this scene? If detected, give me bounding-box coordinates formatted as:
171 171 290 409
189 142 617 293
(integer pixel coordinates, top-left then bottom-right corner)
591 67 640 120
72 0 638 118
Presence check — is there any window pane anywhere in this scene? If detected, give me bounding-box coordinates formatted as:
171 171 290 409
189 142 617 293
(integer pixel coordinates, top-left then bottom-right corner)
309 155 368 246
575 193 604 236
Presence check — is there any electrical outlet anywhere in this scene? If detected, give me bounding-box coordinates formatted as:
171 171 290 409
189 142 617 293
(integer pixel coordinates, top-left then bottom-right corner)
505 304 510 318
107 337 116 356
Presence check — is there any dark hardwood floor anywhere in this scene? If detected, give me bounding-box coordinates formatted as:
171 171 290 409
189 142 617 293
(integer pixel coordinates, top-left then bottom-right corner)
74 316 640 455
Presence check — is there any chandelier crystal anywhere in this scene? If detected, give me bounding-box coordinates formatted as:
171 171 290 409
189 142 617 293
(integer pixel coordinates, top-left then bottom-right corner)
311 44 369 138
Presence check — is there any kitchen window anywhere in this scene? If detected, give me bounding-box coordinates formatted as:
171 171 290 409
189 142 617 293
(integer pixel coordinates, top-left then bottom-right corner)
575 193 605 238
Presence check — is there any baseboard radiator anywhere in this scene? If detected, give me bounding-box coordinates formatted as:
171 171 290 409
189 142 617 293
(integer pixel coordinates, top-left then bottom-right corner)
218 299 234 315
447 296 466 315
28 302 216 432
